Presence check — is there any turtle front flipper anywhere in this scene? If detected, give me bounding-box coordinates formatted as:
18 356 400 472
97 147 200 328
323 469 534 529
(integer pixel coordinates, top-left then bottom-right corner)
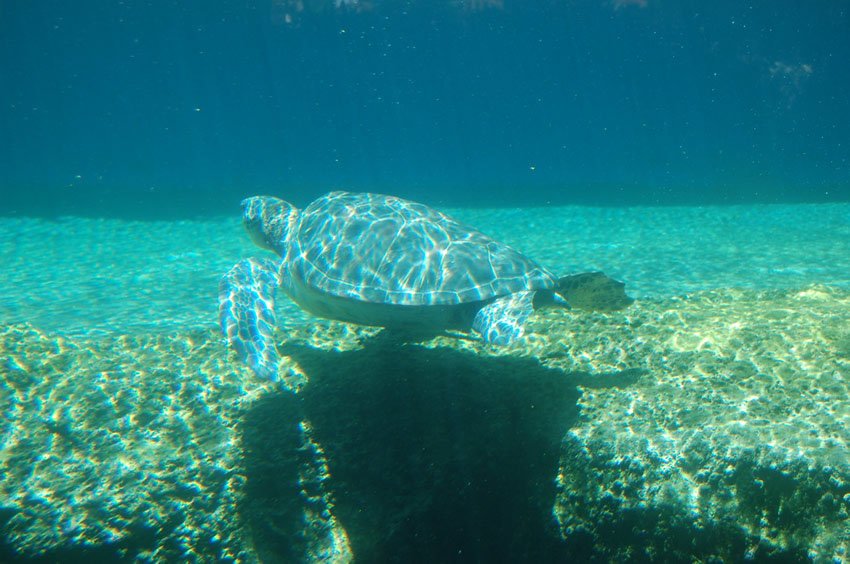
472 290 536 346
219 257 282 381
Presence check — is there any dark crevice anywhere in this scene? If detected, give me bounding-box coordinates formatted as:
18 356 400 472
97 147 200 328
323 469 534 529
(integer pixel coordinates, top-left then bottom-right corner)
241 341 594 562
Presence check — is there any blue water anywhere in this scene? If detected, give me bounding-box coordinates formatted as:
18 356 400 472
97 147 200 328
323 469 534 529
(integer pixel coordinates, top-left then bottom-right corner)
3 3 850 562
1 0 848 217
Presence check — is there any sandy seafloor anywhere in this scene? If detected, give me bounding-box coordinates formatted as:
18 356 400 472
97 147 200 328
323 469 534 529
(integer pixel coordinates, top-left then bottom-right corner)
2 202 850 562
2 203 849 334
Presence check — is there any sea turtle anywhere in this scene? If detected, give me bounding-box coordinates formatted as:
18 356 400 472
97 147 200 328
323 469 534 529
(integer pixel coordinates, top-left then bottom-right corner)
218 191 629 381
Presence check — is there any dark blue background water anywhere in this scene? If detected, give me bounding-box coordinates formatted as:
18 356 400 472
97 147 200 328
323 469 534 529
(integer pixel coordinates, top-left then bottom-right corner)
1 0 848 218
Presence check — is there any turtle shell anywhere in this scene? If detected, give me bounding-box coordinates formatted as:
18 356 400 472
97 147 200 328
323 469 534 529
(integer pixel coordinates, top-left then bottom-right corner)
287 191 555 306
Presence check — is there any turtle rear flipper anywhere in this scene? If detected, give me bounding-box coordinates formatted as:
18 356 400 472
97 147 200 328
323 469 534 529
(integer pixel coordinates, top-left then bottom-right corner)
219 257 282 381
556 271 634 312
472 290 535 345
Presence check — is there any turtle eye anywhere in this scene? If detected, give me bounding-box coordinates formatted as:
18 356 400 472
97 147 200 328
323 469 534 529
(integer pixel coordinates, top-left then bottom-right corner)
243 215 271 250
240 198 252 212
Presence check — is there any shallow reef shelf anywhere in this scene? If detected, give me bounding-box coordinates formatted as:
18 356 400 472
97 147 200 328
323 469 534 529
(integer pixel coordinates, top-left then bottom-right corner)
1 284 849 561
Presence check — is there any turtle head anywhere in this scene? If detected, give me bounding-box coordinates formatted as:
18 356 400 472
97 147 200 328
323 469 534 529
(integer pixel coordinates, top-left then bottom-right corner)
241 196 299 256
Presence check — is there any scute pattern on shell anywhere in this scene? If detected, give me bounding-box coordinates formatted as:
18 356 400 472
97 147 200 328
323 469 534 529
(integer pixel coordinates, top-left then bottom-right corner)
289 191 556 306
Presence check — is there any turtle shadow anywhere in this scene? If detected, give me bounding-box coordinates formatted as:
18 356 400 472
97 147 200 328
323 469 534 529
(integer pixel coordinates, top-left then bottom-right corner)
240 340 642 563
